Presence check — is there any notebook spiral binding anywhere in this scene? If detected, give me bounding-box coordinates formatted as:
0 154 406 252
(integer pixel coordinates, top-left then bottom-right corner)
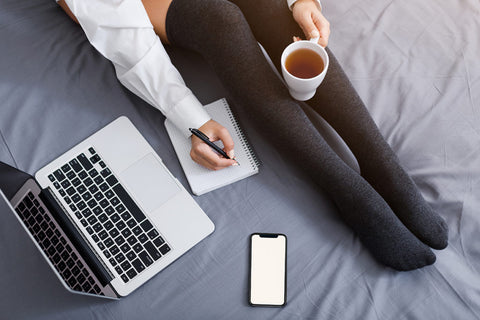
222 99 261 169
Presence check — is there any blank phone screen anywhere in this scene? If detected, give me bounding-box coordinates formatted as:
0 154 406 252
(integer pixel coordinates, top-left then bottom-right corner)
249 234 287 306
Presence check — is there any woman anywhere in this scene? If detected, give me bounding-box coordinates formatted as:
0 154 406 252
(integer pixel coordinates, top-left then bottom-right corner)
58 0 448 270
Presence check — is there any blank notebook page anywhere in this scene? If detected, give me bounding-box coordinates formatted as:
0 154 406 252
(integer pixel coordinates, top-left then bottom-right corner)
165 98 259 196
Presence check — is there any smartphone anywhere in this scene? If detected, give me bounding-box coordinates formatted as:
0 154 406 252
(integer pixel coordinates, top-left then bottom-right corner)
249 233 287 307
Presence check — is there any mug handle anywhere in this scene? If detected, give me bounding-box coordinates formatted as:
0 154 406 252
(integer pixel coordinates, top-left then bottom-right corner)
309 36 320 44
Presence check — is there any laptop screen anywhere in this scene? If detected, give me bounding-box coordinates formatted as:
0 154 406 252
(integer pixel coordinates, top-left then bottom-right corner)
0 161 33 200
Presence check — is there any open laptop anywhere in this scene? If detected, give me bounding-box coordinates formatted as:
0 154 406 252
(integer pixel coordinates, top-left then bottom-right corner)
0 116 214 298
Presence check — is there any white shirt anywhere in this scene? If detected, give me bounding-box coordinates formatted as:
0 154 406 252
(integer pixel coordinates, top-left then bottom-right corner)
63 0 322 137
64 0 211 138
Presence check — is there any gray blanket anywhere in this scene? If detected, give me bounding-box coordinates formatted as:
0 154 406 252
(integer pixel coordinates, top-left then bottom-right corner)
1 0 479 319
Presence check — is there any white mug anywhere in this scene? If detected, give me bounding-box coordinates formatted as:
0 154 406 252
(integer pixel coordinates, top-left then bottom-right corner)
281 38 329 101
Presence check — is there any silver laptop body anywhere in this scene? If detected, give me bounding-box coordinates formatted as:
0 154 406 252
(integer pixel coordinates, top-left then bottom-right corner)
4 116 214 298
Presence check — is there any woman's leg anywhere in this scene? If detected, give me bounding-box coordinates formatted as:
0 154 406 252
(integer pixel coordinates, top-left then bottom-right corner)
229 0 448 250
165 0 436 270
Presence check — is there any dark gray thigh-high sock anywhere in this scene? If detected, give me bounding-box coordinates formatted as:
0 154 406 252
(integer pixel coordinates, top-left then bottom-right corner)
166 0 436 270
228 0 448 250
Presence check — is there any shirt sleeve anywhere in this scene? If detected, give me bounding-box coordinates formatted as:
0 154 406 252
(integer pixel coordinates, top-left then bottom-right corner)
287 0 322 11
64 0 211 137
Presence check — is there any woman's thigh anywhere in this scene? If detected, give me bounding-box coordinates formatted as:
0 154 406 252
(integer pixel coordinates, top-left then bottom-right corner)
228 0 303 72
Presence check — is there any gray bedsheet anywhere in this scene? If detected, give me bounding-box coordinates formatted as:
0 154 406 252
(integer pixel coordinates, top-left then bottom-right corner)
1 0 479 319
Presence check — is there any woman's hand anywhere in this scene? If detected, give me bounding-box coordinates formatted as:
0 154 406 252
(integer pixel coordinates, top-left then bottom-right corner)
190 120 238 170
292 0 330 47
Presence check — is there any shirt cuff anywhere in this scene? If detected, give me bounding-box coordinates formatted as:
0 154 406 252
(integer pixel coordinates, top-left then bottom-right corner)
166 94 211 138
287 0 322 11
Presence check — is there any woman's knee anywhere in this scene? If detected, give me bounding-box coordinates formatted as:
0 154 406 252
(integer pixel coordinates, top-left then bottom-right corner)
198 0 247 29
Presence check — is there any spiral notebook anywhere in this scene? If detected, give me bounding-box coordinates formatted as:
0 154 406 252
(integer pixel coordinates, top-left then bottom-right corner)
165 98 260 195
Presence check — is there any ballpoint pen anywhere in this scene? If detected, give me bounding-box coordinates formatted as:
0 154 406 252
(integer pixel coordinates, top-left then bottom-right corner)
189 128 239 165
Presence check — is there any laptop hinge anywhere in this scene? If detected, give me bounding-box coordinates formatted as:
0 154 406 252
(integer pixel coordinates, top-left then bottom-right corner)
39 188 113 286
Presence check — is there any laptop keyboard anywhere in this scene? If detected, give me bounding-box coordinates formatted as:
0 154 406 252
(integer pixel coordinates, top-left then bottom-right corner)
15 192 104 295
48 147 171 283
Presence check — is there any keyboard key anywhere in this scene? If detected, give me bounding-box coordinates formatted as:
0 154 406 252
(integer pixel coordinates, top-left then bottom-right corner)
53 182 61 190
88 168 99 178
114 236 125 246
72 178 81 187
88 147 96 155
105 206 115 215
53 169 66 182
78 171 88 179
138 234 148 244
115 266 123 274
100 168 111 178
112 184 146 223
99 230 108 240
87 199 97 208
82 192 92 201
105 190 115 199
106 175 118 187
99 199 109 208
109 228 120 238
127 235 137 245
104 221 114 230
120 243 130 253
126 250 136 260
132 226 142 236
115 253 126 264
84 178 93 187
99 183 109 192
116 221 126 231
121 261 131 272
111 214 120 223
98 242 105 250
86 227 94 235
126 268 137 279
121 274 129 283
66 171 76 180
110 246 120 255
61 164 72 173
103 250 111 258
71 194 81 203
98 214 108 223
140 220 153 232
159 244 171 255
93 206 103 216
121 228 132 238
77 201 86 211
87 216 97 225
64 196 72 204
126 219 136 228
82 208 93 218
99 161 106 168
139 251 153 267
66 187 75 196
93 192 104 201
61 180 71 189
59 189 66 197
133 243 142 253
132 259 145 273
90 154 101 164
110 197 120 207
78 153 93 171
104 238 114 248
144 241 162 260
69 159 82 172
147 229 159 239
109 258 117 266
48 174 55 182
94 176 104 185
93 223 102 232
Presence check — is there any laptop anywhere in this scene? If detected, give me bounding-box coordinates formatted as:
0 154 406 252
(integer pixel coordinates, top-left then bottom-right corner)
0 116 214 298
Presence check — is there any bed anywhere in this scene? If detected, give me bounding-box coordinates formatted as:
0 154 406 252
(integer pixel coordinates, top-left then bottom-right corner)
1 0 479 319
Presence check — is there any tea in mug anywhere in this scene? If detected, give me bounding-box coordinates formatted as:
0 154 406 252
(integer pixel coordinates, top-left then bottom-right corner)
285 48 324 79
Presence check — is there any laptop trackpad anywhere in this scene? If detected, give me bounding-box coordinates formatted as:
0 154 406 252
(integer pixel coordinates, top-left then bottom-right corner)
119 153 180 214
